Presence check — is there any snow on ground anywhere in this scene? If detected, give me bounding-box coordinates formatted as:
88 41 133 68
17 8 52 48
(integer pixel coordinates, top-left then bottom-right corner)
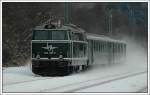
76 73 147 92
3 61 147 92
2 40 148 93
3 65 49 85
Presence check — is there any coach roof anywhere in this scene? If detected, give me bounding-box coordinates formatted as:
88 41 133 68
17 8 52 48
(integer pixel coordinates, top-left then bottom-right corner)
86 33 126 44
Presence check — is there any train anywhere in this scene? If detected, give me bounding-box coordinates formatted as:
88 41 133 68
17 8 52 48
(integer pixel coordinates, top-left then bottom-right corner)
31 21 126 76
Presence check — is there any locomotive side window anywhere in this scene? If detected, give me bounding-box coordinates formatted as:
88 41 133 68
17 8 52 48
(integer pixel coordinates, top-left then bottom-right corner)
72 32 84 41
73 43 87 58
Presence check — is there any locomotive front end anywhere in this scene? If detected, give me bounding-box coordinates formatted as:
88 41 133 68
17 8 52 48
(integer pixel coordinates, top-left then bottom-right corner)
32 29 72 76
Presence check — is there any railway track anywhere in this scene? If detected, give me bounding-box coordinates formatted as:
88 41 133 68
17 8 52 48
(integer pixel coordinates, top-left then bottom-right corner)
3 70 147 92
136 87 148 92
4 77 54 86
41 71 147 92
68 71 147 92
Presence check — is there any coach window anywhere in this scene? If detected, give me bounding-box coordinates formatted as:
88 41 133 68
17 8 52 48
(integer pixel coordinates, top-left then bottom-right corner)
120 45 122 53
98 42 99 52
99 42 102 52
93 41 95 51
118 44 121 53
103 42 105 52
105 42 108 52
96 41 97 51
120 44 122 53
99 42 101 52
92 40 94 51
118 44 120 53
98 42 100 52
94 41 96 51
124 44 126 54
114 43 116 53
100 42 102 52
97 42 98 51
93 41 94 51
113 43 115 53
119 44 121 53
116 44 118 53
95 41 97 51
104 42 106 52
117 44 119 53
101 42 103 52
112 43 114 53
96 41 98 51
122 44 124 53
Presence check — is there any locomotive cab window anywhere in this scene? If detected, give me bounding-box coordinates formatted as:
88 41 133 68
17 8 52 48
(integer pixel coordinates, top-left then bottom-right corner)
33 30 69 40
33 31 49 40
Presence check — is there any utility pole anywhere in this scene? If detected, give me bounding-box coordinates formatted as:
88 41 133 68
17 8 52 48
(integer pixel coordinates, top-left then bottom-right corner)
109 9 112 36
129 6 134 38
107 7 112 36
64 2 70 24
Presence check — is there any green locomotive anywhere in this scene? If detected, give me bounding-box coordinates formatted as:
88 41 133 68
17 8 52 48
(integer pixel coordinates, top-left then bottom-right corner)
31 21 126 76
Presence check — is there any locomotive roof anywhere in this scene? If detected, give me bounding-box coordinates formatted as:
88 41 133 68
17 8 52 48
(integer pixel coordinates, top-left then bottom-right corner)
34 24 85 33
86 33 126 44
34 23 125 44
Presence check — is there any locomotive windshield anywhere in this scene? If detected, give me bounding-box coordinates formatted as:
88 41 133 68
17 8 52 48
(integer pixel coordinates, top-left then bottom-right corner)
33 30 68 40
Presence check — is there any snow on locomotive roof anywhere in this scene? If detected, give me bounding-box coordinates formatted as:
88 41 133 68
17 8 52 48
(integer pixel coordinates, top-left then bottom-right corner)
60 24 85 33
86 33 126 44
34 24 85 33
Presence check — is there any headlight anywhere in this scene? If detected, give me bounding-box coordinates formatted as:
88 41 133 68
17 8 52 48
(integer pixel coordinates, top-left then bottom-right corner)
59 54 63 59
36 54 40 59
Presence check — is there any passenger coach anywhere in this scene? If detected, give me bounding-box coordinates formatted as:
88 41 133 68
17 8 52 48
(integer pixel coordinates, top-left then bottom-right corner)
31 22 126 76
87 34 126 65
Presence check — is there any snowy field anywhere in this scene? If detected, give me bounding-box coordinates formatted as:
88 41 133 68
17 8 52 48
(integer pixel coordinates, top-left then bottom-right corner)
3 62 147 93
2 41 148 93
